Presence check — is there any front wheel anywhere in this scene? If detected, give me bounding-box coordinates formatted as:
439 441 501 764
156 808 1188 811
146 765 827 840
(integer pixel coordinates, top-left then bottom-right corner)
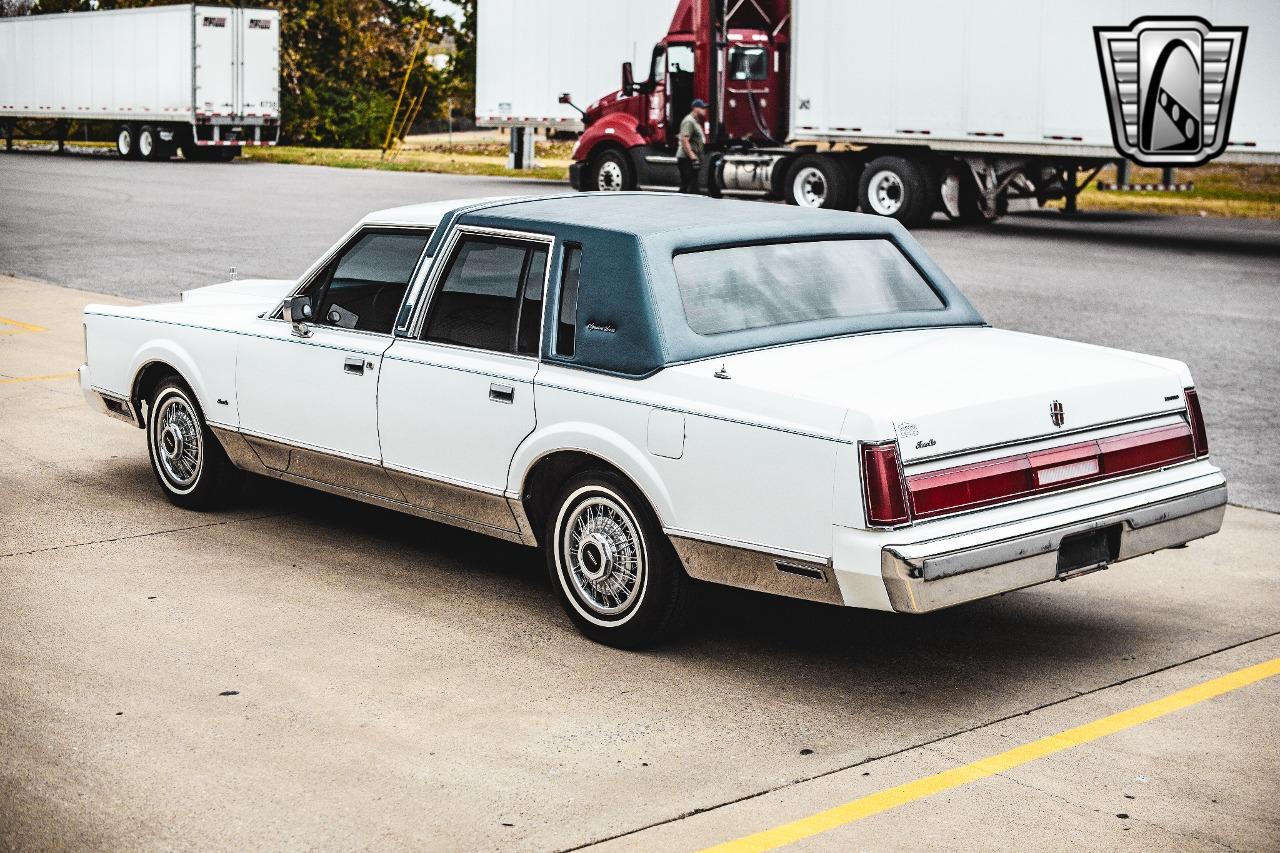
546 470 694 648
146 379 242 510
588 148 634 192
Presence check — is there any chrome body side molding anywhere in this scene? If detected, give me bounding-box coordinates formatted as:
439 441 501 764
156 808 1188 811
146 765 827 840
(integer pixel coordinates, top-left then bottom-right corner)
210 427 537 546
385 467 520 533
668 533 844 606
89 387 143 428
880 484 1228 614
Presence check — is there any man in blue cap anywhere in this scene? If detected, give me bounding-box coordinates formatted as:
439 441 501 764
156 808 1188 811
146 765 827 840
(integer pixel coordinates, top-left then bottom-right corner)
677 98 708 193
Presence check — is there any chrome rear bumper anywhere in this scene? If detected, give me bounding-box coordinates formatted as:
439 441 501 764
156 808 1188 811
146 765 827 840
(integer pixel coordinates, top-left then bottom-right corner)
881 484 1227 614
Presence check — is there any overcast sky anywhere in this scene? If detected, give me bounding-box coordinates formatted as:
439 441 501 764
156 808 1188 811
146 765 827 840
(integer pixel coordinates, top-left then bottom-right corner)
421 0 464 24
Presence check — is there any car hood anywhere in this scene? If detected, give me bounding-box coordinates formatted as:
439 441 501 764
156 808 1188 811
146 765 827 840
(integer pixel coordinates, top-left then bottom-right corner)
180 278 295 310
666 327 1192 461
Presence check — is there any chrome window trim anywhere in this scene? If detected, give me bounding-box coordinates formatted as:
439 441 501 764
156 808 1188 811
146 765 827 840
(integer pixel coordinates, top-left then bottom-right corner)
265 224 436 336
406 224 555 360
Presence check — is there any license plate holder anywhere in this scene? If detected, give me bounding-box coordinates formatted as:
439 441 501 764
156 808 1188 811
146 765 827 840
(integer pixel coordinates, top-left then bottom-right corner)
1056 524 1121 577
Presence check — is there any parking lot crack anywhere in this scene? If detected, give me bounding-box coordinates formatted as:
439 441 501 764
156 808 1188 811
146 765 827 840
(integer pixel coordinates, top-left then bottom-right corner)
0 513 283 559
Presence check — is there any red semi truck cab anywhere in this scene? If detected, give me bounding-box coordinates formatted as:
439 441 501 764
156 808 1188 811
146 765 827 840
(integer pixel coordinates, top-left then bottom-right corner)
569 0 790 195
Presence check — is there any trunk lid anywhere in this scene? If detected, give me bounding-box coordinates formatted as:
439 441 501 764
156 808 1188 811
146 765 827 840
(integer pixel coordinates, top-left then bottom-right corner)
687 327 1189 461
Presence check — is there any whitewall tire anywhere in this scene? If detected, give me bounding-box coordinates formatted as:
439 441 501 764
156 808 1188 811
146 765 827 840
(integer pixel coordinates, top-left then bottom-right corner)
546 470 694 648
146 378 242 509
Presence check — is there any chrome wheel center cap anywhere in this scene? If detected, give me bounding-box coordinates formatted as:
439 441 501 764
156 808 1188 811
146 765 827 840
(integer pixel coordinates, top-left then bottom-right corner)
162 423 184 458
577 534 615 583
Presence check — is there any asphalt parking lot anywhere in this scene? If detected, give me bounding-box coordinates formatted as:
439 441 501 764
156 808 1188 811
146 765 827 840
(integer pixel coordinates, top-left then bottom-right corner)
3 152 1279 851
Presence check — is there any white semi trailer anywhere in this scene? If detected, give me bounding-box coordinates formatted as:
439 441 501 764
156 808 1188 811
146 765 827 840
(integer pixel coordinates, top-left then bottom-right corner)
0 5 280 161
475 0 673 132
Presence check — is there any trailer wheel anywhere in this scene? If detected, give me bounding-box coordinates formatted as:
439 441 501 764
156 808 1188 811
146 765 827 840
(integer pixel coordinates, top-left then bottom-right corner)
588 148 634 192
137 125 161 161
858 155 936 227
116 124 140 160
784 154 849 209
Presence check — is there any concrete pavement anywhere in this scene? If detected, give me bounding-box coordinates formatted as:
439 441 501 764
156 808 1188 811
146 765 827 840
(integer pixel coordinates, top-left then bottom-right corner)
2 274 1278 851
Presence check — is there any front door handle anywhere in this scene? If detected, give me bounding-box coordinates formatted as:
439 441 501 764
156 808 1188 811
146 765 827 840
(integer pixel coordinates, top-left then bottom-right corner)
344 357 366 376
489 383 514 404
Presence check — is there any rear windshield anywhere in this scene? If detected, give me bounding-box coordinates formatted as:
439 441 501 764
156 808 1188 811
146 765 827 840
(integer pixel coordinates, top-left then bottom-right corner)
673 239 944 336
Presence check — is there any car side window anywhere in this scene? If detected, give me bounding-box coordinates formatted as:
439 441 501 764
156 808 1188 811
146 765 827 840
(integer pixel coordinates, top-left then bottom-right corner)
556 246 582 358
423 235 549 355
301 228 430 334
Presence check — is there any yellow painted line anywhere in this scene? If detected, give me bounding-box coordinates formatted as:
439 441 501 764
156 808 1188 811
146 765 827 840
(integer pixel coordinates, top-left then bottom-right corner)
703 656 1280 853
0 316 47 334
0 371 78 385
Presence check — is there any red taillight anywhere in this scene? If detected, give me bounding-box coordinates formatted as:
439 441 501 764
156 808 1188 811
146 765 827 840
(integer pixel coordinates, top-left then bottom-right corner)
1184 387 1209 457
1097 424 1195 476
861 441 910 527
908 455 1034 518
903 423 1196 521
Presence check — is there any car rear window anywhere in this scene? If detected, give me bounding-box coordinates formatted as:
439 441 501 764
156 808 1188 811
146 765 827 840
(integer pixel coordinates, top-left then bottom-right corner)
673 239 944 336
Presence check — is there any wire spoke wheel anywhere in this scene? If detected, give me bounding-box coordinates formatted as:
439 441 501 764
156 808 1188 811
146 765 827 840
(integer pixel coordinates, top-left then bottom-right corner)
152 391 202 491
560 493 645 619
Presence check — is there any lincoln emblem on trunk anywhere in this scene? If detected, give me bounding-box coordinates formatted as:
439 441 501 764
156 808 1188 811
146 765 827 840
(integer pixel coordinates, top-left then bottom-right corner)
1050 400 1066 428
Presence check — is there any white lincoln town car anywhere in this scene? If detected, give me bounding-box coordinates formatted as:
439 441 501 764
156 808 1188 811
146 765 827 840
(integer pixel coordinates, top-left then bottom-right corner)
80 193 1226 647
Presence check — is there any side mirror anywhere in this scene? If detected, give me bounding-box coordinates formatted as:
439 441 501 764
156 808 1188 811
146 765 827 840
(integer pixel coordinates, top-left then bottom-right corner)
621 61 635 95
285 294 313 337
559 92 585 117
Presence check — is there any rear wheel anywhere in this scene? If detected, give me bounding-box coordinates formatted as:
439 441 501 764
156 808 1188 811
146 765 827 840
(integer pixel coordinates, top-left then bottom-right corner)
146 378 242 510
784 154 850 209
137 125 161 161
116 124 139 159
858 154 937 227
545 470 694 648
588 148 634 192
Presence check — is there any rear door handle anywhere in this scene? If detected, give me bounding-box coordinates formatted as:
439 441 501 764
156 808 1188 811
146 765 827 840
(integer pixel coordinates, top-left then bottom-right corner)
489 383 514 404
344 357 366 376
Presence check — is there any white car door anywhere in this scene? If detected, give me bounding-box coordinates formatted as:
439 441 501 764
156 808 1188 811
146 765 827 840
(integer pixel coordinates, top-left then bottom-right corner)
379 227 551 534
236 227 432 496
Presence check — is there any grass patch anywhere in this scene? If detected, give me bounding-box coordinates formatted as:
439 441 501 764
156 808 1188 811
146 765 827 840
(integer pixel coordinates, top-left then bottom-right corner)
1050 163 1280 219
244 144 569 181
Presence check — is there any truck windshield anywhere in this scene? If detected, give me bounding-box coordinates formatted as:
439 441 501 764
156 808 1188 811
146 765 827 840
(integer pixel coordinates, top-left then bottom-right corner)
729 46 768 81
673 239 944 335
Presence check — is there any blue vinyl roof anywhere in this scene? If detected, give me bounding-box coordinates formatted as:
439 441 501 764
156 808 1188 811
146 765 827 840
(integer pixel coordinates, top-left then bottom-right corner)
433 193 985 377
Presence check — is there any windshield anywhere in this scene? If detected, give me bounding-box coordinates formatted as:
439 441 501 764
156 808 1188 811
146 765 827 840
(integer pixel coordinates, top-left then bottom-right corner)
729 46 768 81
673 239 944 336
